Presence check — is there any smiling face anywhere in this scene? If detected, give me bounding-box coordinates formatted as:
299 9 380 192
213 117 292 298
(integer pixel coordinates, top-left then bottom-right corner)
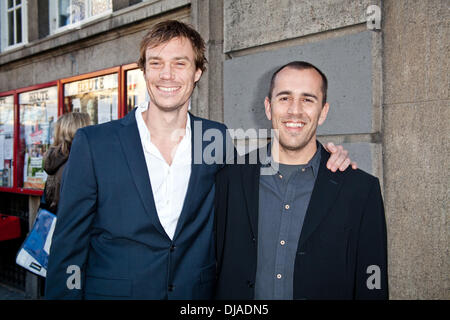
265 66 329 156
144 37 202 113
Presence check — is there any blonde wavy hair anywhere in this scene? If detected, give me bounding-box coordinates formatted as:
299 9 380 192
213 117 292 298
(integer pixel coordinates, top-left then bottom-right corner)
52 112 91 157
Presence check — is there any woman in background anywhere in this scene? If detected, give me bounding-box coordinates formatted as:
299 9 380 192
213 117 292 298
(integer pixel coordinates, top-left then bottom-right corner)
43 112 90 214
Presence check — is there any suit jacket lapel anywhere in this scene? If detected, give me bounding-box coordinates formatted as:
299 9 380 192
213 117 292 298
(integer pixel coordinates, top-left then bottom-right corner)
172 113 202 240
118 109 168 239
298 146 345 249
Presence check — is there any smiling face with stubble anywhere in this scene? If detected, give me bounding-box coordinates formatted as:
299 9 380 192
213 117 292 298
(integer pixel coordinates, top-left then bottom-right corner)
265 66 330 155
144 36 202 113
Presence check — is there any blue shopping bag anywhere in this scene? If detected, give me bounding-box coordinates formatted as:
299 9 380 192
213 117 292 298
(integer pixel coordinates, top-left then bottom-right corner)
16 208 57 277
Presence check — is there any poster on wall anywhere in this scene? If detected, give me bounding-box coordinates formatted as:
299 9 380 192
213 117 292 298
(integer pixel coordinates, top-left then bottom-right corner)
19 87 58 190
64 73 118 125
0 95 15 187
126 69 148 113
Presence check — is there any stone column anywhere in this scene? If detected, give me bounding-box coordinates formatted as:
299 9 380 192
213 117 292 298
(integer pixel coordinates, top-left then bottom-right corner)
382 0 449 299
190 0 224 122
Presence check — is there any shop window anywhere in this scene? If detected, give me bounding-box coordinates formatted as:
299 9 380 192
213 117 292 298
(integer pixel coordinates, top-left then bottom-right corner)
49 0 112 33
0 67 124 195
63 73 118 125
125 67 148 114
18 86 58 190
0 0 28 51
0 95 15 188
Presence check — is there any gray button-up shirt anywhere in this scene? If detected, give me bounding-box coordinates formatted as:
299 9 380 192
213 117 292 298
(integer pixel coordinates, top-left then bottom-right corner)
255 143 321 300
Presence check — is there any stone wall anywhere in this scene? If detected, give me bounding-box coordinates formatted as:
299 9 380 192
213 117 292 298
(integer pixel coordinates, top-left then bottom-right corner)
382 0 449 299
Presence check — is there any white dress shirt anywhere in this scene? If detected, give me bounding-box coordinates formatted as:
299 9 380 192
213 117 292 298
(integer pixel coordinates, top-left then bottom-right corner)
135 102 192 240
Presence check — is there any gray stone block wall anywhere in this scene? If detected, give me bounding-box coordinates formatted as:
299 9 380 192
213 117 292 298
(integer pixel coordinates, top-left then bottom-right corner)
382 0 449 299
224 0 375 52
224 31 374 137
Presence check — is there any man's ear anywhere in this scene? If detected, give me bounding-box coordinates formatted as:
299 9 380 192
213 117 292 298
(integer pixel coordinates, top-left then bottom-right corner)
194 68 202 83
318 102 329 125
264 97 272 121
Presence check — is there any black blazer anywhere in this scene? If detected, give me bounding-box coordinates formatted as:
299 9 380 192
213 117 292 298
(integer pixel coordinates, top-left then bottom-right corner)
214 145 388 300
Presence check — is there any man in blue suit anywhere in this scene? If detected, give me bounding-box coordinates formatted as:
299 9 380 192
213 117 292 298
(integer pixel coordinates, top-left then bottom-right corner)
45 21 354 299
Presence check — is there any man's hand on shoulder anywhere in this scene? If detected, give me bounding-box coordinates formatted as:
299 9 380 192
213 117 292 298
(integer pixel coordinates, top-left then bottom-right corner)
324 142 358 172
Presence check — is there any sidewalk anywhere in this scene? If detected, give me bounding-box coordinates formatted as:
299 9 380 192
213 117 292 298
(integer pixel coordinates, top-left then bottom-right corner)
0 283 27 300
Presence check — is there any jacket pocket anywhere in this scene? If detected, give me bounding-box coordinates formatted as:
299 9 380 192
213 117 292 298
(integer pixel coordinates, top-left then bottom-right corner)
85 276 132 297
200 263 216 284
195 263 216 300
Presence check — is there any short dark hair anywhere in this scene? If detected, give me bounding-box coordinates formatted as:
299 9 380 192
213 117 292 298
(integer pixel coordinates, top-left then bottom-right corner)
137 20 207 73
267 61 328 105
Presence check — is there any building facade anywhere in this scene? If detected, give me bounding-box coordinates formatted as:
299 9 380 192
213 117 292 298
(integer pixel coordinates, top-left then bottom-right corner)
0 0 448 299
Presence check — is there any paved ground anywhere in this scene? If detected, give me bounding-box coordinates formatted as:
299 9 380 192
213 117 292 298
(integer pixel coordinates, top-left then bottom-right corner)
0 283 27 300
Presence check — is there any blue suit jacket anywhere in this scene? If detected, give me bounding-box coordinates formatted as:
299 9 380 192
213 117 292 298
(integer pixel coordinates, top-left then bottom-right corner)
45 109 228 299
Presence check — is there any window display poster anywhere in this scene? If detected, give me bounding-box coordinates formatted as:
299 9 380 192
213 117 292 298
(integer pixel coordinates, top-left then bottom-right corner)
98 95 111 124
0 135 4 170
72 98 81 113
126 69 148 113
64 73 118 125
19 86 58 190
4 137 13 160
0 95 14 187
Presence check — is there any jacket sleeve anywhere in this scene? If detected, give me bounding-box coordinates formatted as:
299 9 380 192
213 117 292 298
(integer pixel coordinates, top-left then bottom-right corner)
355 178 389 299
45 129 97 299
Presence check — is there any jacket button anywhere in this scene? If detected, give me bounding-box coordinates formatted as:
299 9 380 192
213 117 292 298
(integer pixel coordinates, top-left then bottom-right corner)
170 245 176 252
247 281 254 288
168 285 175 292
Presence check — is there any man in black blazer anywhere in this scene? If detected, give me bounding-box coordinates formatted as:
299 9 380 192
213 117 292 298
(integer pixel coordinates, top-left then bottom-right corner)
215 61 388 300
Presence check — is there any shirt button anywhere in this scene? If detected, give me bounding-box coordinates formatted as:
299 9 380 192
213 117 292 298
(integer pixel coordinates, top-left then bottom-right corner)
279 174 283 179
276 274 282 279
301 168 306 172
285 204 290 210
280 240 286 246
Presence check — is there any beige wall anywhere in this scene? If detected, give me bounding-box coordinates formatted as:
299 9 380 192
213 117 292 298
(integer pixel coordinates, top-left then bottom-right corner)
382 0 449 299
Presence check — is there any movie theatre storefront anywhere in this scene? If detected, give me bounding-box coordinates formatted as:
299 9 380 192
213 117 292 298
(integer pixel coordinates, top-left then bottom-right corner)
0 64 147 292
